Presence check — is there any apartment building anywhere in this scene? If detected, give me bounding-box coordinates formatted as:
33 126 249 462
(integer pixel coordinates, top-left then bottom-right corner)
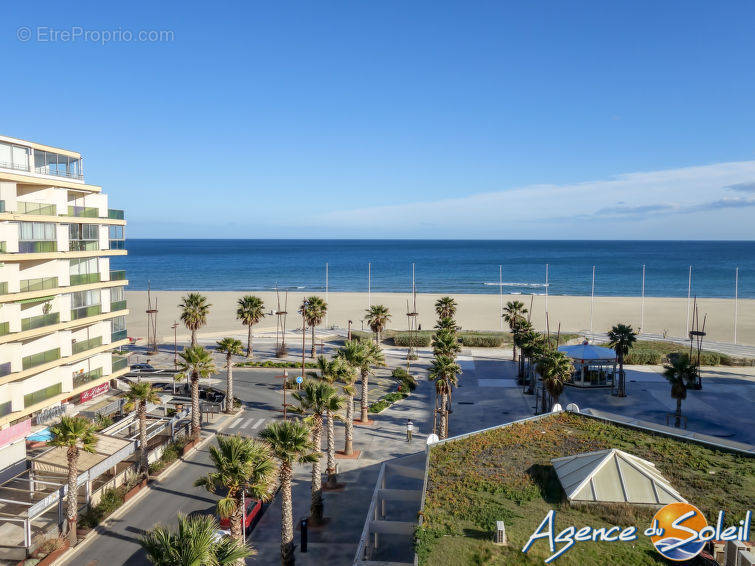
0 134 129 447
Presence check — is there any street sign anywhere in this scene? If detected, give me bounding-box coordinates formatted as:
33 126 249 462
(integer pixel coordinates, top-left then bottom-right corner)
295 375 303 384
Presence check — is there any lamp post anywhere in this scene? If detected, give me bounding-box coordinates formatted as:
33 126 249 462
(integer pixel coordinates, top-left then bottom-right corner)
301 301 306 391
347 320 352 341
171 321 178 368
282 369 289 420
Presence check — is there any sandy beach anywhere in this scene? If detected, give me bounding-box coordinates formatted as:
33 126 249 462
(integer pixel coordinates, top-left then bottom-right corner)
124 290 755 346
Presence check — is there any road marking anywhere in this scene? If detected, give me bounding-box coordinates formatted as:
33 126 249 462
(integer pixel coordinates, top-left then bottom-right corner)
250 418 265 429
229 418 242 428
241 417 254 428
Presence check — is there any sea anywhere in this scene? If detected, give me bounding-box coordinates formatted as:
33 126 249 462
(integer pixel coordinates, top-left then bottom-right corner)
112 240 755 299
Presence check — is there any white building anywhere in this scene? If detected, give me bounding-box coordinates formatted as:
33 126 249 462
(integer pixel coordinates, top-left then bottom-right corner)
0 134 129 452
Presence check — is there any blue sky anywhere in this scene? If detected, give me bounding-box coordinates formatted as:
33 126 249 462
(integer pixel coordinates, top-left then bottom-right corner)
2 1 755 239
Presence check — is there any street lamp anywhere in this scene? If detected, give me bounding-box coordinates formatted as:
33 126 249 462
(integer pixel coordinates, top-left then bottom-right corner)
171 321 178 368
282 369 289 420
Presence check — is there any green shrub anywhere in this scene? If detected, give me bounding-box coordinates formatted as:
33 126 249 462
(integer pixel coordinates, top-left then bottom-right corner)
235 360 318 369
459 335 504 347
368 387 409 413
392 367 417 391
624 349 663 365
393 333 432 347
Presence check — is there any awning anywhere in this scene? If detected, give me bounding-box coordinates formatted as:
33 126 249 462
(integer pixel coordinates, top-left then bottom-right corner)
558 343 617 363
31 433 132 475
17 295 55 305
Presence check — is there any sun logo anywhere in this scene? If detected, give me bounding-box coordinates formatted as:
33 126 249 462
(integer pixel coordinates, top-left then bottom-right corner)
650 502 708 561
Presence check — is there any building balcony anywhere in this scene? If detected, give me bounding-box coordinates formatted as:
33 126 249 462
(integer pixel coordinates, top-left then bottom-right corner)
19 276 58 292
110 299 127 312
73 367 103 388
69 273 100 286
16 201 57 216
71 304 101 320
22 347 61 370
24 382 63 409
0 321 9 336
72 335 103 355
108 209 125 220
111 329 128 342
67 205 99 218
112 354 128 373
21 312 60 332
69 240 99 252
18 241 57 253
109 270 127 281
109 240 126 250
0 282 7 295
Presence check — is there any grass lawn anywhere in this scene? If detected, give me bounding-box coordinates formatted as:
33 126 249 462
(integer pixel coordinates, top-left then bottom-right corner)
597 340 753 366
417 412 754 565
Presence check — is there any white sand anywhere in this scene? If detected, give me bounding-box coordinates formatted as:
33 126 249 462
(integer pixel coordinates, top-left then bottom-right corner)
124 290 755 346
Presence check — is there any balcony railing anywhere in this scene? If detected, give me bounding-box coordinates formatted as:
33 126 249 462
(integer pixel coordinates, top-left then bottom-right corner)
18 241 57 253
67 205 99 218
24 382 63 408
0 321 9 336
111 329 128 342
110 299 127 312
72 335 103 355
21 312 60 332
109 270 126 281
71 304 101 320
0 200 4 212
73 367 103 388
20 276 58 292
0 282 7 295
112 354 128 372
108 209 125 220
22 347 61 370
69 240 99 252
16 201 57 216
109 240 126 250
0 362 10 377
70 273 100 286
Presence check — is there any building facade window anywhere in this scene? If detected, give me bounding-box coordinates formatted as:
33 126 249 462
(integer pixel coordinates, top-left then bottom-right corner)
0 142 30 172
69 257 100 285
18 222 57 253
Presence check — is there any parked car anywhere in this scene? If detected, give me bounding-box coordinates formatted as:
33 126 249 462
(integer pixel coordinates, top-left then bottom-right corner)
218 497 263 534
129 363 157 372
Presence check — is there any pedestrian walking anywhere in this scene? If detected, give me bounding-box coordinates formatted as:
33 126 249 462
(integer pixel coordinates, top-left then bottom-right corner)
406 419 414 442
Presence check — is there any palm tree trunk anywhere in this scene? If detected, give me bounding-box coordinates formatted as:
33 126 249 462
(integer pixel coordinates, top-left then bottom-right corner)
439 393 447 439
247 324 253 358
191 329 197 348
310 417 324 524
280 463 294 566
528 359 535 395
360 370 369 423
326 409 337 487
618 358 626 397
191 373 201 440
311 324 316 358
226 356 234 414
512 343 517 362
66 447 79 545
541 385 548 413
675 398 682 428
344 395 354 455
139 403 148 478
230 490 244 566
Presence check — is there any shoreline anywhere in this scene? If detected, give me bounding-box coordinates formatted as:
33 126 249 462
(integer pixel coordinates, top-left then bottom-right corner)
124 290 755 346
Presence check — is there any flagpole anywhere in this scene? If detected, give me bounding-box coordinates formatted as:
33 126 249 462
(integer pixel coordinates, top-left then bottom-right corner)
499 265 503 330
734 267 739 344
368 262 371 308
686 266 692 336
325 262 329 328
545 263 549 322
590 266 595 333
640 264 645 333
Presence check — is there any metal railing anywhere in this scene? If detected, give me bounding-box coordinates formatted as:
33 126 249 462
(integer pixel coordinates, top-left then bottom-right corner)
21 312 60 332
112 329 128 342
16 201 57 216
69 273 100 286
72 335 103 355
69 239 99 252
33 166 84 180
18 241 57 253
73 367 103 388
19 276 58 292
67 205 99 218
110 299 127 312
0 160 29 173
108 209 125 220
71 304 101 320
22 347 61 370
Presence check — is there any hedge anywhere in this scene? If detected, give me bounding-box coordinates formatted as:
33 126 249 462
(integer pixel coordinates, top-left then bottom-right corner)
393 334 432 347
235 360 319 369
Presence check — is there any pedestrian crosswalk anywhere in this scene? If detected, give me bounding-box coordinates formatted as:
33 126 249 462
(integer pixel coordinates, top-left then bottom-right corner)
226 415 270 432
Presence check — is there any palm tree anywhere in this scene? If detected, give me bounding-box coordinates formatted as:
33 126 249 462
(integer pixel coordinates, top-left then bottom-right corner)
608 323 638 397
338 338 385 424
216 338 244 414
299 296 327 358
434 316 459 333
338 358 359 456
179 293 211 347
434 296 458 319
49 416 97 544
431 328 461 359
536 350 573 413
520 331 546 394
663 355 697 428
292 379 342 524
307 357 347 486
259 421 317 566
194 436 276 563
429 356 461 439
139 513 252 566
364 304 391 343
176 346 217 440
503 301 528 361
512 319 533 381
236 295 266 357
125 382 160 478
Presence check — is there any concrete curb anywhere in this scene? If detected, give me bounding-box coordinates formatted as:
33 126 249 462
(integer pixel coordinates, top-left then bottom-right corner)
52 413 236 566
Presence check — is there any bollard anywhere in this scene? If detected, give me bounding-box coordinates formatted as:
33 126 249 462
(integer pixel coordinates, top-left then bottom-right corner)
300 518 308 553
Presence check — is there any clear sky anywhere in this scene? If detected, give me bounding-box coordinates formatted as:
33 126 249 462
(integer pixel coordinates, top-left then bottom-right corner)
2 1 755 239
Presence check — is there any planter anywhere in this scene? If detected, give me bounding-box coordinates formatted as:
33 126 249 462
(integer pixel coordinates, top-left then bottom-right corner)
182 440 196 456
29 539 70 566
123 479 147 502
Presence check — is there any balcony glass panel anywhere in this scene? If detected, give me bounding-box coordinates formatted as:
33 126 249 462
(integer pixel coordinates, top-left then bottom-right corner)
0 200 5 212
0 321 9 336
110 299 127 312
24 382 62 408
0 282 7 294
111 329 128 342
0 142 30 172
71 304 101 320
18 241 57 253
17 202 57 216
70 240 99 252
72 335 103 355
22 347 61 370
21 312 60 331
33 150 82 180
69 273 100 286
73 367 103 388
19 277 58 292
112 355 128 372
109 270 126 281
0 362 10 377
67 206 99 218
108 209 124 220
109 240 126 250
